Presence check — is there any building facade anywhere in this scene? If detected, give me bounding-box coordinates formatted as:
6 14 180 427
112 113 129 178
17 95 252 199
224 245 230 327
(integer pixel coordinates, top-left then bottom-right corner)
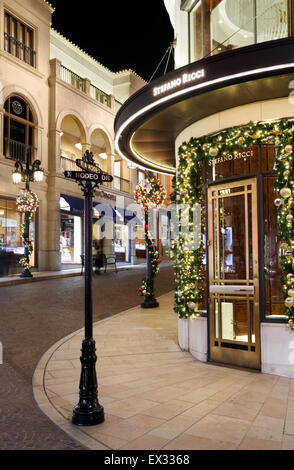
115 0 294 377
0 0 172 278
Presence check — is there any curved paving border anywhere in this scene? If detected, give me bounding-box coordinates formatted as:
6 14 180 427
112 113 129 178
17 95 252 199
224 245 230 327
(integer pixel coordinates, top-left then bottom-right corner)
33 292 294 451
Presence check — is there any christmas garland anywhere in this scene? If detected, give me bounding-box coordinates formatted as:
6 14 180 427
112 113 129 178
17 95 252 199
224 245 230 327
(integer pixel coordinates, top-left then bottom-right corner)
171 118 294 329
135 176 166 298
16 190 39 270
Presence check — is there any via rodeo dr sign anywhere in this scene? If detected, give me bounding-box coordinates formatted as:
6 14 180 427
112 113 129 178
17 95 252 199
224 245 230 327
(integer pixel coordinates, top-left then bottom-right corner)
153 68 205 97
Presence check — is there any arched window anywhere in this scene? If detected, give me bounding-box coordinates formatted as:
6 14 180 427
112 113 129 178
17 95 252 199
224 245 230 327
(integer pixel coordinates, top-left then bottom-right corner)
4 95 35 163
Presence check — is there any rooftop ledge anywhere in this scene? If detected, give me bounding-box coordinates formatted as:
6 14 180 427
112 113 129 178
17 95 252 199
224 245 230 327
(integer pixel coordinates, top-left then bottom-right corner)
114 38 294 175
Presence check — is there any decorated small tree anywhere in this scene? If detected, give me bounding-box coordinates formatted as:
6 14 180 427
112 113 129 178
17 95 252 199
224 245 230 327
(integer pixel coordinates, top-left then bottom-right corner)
135 176 166 308
16 189 39 277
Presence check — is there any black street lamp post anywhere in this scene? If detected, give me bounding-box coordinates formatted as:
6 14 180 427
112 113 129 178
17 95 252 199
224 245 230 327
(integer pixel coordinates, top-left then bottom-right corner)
141 209 159 308
12 154 44 278
72 175 104 426
64 150 113 426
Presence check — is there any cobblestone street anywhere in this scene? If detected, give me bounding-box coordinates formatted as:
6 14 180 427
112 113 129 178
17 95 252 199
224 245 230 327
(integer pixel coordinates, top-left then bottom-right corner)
0 265 174 450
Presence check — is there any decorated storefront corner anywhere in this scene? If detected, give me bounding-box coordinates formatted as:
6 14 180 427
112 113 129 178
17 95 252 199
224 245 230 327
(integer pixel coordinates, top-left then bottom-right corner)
16 189 39 276
135 176 166 308
171 118 294 330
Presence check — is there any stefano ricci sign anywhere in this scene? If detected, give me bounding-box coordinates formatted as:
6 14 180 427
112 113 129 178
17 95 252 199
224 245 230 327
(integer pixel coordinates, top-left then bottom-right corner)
153 69 205 97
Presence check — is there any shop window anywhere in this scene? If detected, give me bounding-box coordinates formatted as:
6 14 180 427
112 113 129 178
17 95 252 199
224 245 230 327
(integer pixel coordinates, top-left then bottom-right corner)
60 214 82 264
114 224 129 262
0 197 35 276
4 96 35 163
190 0 289 61
4 11 36 67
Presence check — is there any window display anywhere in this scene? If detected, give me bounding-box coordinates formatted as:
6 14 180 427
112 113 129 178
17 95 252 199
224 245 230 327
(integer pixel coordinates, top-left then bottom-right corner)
0 197 35 276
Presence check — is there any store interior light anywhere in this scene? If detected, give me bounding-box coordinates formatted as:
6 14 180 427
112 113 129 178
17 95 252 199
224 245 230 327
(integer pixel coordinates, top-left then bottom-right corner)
60 132 64 137
99 153 108 159
75 143 82 150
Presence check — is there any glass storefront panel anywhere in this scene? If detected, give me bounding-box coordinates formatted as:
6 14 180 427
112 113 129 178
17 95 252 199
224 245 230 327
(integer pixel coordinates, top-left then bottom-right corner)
60 214 82 264
114 224 129 262
190 0 289 61
0 197 35 276
135 225 146 258
263 175 284 316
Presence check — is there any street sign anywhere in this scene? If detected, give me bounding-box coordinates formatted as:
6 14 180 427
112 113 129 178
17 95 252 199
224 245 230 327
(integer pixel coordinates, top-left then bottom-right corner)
64 171 113 183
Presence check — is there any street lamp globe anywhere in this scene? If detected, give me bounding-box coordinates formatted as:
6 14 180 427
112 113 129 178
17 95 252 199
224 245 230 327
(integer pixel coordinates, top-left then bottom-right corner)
33 169 44 183
12 168 22 184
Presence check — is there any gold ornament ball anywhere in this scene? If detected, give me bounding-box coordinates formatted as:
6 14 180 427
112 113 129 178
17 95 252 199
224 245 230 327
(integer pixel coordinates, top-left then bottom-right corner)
285 144 293 154
209 147 219 158
285 249 293 259
280 242 289 251
287 273 294 280
285 297 294 308
289 198 294 205
286 215 294 222
288 289 294 297
284 170 290 178
238 137 245 145
188 302 196 310
280 187 292 199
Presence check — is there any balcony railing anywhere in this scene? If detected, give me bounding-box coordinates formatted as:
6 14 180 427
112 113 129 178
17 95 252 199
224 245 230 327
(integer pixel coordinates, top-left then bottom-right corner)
4 33 36 67
60 65 85 92
90 84 111 108
4 138 36 163
60 155 80 172
113 176 131 193
57 62 112 109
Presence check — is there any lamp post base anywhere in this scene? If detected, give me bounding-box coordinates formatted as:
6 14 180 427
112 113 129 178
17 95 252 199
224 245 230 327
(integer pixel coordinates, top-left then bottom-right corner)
141 297 159 309
72 339 104 427
72 403 104 427
20 268 33 278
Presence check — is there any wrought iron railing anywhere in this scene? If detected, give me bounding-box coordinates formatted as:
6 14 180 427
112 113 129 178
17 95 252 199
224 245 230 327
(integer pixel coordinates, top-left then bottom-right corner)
4 33 36 67
4 138 36 163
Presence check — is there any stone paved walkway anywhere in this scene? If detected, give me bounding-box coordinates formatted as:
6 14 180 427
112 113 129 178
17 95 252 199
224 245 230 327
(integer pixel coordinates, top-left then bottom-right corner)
34 292 294 450
0 264 174 450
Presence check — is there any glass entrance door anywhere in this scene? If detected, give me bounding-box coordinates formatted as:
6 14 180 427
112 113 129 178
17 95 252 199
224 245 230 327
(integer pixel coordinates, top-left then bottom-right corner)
208 178 260 369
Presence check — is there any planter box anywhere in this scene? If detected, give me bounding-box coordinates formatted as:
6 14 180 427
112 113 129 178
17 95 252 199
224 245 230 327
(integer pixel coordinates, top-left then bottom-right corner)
178 316 208 363
261 322 294 378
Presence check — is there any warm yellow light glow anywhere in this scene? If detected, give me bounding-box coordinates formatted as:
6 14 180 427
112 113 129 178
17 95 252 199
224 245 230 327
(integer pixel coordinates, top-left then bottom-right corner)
12 171 22 184
98 153 108 160
34 169 44 183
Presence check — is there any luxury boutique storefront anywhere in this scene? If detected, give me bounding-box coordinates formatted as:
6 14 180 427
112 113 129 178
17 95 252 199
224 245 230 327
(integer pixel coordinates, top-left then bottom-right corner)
114 32 294 375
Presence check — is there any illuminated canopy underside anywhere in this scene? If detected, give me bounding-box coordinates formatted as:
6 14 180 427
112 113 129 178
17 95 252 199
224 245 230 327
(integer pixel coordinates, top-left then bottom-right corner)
114 39 294 175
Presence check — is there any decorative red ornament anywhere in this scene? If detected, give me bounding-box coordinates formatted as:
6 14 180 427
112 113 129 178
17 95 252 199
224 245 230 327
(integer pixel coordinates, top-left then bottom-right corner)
145 224 149 230
156 258 161 264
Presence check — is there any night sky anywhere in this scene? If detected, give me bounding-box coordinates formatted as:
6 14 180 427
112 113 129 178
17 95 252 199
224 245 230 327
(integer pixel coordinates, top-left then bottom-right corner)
48 0 175 82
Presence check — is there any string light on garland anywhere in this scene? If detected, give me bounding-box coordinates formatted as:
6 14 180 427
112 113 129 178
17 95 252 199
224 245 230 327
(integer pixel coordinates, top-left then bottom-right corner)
16 190 39 271
170 118 294 328
135 176 166 301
